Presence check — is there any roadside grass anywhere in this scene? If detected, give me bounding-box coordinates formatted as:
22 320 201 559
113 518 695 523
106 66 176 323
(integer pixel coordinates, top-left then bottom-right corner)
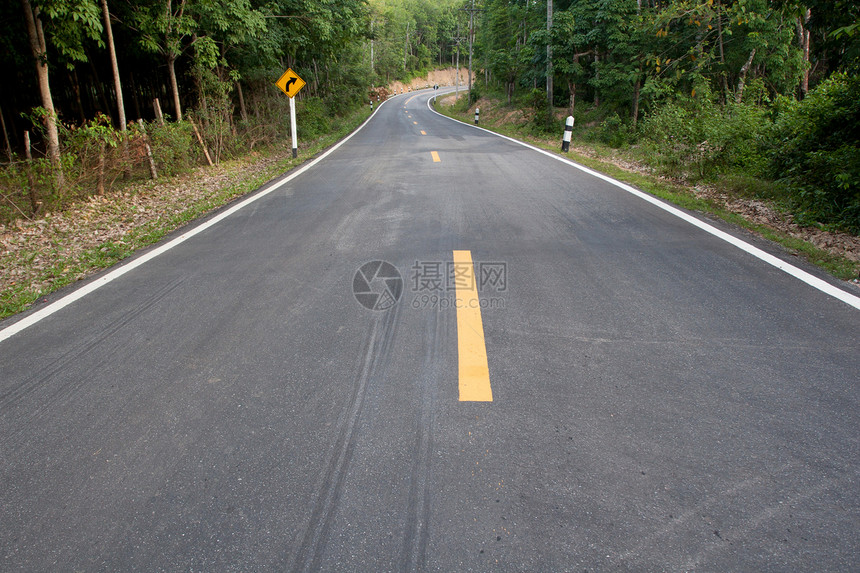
0 106 372 320
434 97 860 282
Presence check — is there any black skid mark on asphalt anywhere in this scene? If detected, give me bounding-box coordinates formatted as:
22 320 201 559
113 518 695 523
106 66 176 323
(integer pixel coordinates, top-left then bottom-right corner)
400 308 445 572
286 302 402 573
0 278 187 448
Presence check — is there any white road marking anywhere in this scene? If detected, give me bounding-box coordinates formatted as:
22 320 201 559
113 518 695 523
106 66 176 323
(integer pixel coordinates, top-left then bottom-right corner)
0 100 393 344
427 96 860 311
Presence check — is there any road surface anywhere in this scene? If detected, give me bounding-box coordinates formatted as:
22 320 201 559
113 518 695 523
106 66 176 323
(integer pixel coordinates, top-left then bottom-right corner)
1 89 858 571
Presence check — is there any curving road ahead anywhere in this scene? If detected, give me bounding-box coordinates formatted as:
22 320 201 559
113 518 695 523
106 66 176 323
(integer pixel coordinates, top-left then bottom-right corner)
1 89 858 571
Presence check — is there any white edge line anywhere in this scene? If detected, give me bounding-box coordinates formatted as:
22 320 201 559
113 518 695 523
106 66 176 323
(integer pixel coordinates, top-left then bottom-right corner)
0 99 392 344
427 95 860 311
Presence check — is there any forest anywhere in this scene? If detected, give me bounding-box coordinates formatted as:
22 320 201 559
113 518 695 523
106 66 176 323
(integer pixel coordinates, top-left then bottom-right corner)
469 0 860 233
0 0 464 222
1 0 858 233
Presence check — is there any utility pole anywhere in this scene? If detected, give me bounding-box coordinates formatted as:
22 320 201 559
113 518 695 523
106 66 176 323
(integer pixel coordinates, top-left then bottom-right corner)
547 0 553 117
452 21 466 98
460 0 485 104
405 21 410 71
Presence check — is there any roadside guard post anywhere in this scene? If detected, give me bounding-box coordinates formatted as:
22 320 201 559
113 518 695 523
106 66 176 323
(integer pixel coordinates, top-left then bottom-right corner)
475 107 480 125
562 116 574 152
275 68 306 158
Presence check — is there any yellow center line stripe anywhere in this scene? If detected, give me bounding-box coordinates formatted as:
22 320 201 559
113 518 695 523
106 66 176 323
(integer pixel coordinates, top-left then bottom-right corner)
413 121 418 124
453 250 493 402
420 130 426 135
431 151 441 162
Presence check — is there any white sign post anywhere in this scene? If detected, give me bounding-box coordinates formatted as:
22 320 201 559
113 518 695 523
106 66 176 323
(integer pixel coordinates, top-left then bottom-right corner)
289 96 298 158
275 68 307 158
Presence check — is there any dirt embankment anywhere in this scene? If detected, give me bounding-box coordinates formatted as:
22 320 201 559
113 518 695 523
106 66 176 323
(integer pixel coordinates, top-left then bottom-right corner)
386 68 474 94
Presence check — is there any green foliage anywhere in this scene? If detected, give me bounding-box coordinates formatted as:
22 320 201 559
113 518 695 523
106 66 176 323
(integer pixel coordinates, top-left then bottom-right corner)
639 90 771 178
37 0 104 67
592 112 636 149
296 98 332 140
368 0 462 84
147 121 196 176
528 88 551 133
767 73 860 231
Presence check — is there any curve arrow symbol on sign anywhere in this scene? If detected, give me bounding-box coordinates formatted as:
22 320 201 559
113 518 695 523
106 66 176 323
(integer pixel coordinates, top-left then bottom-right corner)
285 76 297 91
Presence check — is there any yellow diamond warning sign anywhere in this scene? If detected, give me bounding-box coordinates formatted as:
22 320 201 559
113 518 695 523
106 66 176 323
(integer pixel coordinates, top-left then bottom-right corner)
275 68 306 98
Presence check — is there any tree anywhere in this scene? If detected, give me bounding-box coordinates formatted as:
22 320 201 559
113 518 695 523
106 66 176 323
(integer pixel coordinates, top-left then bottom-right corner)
100 0 125 132
20 0 63 184
20 0 103 186
133 0 197 121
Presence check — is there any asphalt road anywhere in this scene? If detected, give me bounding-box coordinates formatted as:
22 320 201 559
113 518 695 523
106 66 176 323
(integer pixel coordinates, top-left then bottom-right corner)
1 89 858 572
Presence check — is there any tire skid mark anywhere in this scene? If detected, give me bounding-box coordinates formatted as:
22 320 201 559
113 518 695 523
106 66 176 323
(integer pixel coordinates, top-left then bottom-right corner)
287 303 402 573
0 279 186 424
400 309 443 572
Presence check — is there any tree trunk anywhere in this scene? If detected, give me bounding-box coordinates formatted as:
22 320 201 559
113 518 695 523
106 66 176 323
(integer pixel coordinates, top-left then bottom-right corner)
236 81 248 123
167 53 182 121
404 22 410 70
101 0 126 132
21 0 64 187
632 76 641 129
716 0 729 104
797 8 811 99
24 131 40 214
546 0 553 118
568 80 576 117
69 69 86 123
736 49 756 104
101 0 130 179
0 104 12 162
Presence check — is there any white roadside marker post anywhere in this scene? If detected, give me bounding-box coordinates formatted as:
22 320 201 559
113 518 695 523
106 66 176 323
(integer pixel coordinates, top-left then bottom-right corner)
562 115 573 152
474 107 479 125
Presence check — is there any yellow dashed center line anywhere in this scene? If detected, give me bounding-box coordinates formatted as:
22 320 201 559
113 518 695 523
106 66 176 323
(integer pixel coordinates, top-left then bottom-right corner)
431 151 441 162
413 121 418 125
420 130 426 135
453 250 493 402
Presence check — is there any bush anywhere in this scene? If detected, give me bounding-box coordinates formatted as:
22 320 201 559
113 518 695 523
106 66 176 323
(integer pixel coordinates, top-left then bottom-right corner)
297 97 332 140
147 121 196 176
639 93 771 179
766 74 860 232
529 88 551 132
469 83 483 105
593 112 636 148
